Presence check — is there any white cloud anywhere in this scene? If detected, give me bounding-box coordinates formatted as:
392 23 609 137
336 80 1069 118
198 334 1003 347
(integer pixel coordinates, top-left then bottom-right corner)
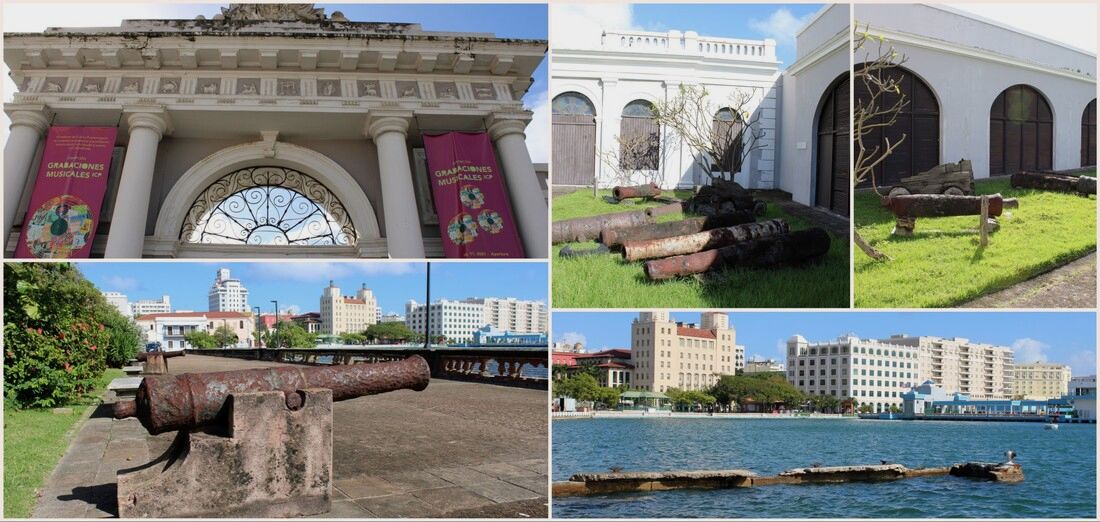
1068 350 1098 376
550 3 638 50
524 90 549 164
946 3 1097 53
1011 338 1050 364
556 331 587 348
250 262 421 283
103 275 140 292
279 304 302 316
748 8 814 46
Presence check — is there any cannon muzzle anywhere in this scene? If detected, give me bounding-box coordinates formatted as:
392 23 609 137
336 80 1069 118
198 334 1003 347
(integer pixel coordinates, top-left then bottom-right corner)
114 355 430 434
136 350 185 361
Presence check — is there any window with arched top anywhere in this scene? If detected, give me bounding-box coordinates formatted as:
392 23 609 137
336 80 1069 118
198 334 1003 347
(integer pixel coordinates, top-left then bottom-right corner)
1082 99 1096 167
817 72 850 216
712 107 745 174
620 99 660 170
180 167 356 246
552 92 597 185
854 64 940 188
990 84 1053 175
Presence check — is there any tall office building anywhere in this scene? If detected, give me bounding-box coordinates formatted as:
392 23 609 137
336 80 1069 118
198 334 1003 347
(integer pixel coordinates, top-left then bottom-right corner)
630 311 742 393
883 335 1015 400
463 297 547 333
786 335 921 412
207 267 250 312
102 291 132 317
320 281 379 335
130 295 171 315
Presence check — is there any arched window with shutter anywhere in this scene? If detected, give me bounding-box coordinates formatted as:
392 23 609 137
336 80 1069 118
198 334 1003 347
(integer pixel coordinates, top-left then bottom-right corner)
620 99 660 170
712 108 745 174
989 84 1053 175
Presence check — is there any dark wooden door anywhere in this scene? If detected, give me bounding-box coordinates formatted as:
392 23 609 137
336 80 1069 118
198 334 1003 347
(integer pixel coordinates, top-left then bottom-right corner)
854 65 940 188
990 85 1052 175
552 93 597 185
1082 99 1096 167
816 74 850 216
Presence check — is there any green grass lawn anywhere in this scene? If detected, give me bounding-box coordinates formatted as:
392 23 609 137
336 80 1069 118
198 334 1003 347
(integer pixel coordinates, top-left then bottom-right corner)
854 177 1096 308
4 368 124 518
552 189 850 308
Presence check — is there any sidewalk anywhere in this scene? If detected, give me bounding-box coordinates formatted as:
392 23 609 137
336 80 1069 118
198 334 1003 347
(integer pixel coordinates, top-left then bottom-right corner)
32 355 548 519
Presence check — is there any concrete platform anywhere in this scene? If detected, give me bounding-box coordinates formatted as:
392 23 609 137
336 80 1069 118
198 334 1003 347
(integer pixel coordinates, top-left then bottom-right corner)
31 355 548 519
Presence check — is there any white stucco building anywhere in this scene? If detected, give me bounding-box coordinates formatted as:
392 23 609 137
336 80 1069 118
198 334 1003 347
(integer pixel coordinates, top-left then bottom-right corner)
1069 375 1096 421
405 298 486 343
883 334 1015 400
462 296 547 334
136 310 254 349
102 290 132 317
207 267 250 312
853 4 1096 189
551 27 780 191
4 3 548 258
130 295 171 315
787 334 921 412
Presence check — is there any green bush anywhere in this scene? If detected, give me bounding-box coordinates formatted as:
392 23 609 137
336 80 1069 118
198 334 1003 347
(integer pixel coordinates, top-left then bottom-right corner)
3 263 135 408
100 309 142 367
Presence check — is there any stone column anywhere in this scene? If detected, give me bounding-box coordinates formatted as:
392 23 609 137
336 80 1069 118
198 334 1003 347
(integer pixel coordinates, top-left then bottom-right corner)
3 105 51 249
487 113 548 258
366 112 425 258
104 108 170 258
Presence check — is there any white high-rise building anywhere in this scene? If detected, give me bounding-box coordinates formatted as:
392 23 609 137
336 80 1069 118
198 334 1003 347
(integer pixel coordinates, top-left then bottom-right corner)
405 299 486 343
463 297 547 333
882 335 1015 400
130 295 171 315
102 291 132 317
319 281 380 335
786 335 921 413
208 267 250 312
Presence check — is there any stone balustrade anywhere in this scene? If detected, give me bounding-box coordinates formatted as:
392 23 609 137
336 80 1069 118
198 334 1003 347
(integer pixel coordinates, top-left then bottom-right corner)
602 29 776 61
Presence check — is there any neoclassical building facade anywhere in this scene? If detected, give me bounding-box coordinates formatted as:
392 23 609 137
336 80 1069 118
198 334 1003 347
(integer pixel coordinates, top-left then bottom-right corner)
4 4 548 258
551 28 780 191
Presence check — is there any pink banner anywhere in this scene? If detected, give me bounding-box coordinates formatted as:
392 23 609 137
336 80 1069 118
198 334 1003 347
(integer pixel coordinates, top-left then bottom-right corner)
423 132 525 258
15 126 117 258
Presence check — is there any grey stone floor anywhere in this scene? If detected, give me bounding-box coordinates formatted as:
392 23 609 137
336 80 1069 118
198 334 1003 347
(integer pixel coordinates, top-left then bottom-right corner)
962 251 1097 308
31 355 549 519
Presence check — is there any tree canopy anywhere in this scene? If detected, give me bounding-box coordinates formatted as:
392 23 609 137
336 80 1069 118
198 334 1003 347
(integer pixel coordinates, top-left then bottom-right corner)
365 321 420 343
265 320 317 348
709 373 804 411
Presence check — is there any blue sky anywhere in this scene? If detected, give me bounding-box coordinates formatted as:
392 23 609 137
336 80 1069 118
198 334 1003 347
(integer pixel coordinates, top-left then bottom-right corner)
551 4 826 69
78 261 547 318
553 311 1097 376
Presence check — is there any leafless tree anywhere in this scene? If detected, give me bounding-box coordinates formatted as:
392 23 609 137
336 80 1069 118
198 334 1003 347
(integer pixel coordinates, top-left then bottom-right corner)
594 132 668 196
652 84 767 185
853 25 910 260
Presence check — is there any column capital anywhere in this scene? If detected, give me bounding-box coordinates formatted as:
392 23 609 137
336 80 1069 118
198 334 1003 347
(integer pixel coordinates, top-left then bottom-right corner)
123 106 171 139
365 110 413 140
5 104 52 135
486 111 532 141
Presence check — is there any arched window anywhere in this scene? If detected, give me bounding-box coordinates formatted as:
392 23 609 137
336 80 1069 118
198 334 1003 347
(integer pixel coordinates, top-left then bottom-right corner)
855 64 940 188
552 92 597 185
816 72 850 216
712 108 745 174
1082 99 1096 167
180 167 356 246
620 99 660 170
990 84 1053 175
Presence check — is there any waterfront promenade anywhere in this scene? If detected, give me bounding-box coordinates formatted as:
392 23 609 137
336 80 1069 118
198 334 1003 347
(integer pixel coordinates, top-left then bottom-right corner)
31 356 548 519
553 411 854 420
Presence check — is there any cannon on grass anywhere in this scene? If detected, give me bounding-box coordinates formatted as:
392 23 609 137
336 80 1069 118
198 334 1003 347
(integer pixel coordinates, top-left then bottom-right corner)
113 357 430 518
1011 170 1096 196
883 193 1019 237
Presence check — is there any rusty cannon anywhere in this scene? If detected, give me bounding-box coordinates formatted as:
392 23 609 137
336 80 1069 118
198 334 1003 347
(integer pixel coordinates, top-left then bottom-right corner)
112 356 430 518
552 210 653 244
137 350 184 375
882 193 1019 237
643 228 831 281
612 183 662 200
600 212 756 248
135 350 185 361
622 219 789 262
1011 170 1097 196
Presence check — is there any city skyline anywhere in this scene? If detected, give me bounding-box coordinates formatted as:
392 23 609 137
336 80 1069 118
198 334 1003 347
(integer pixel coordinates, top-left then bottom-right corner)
553 311 1097 376
79 262 548 319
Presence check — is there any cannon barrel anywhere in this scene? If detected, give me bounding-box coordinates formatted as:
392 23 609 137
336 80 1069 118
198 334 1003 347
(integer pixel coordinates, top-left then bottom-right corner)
136 350 185 361
113 356 430 434
612 183 661 200
882 193 1018 218
552 211 653 244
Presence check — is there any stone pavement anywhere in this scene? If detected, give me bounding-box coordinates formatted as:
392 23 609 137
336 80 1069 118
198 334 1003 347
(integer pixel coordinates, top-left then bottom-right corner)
32 355 548 519
961 252 1097 308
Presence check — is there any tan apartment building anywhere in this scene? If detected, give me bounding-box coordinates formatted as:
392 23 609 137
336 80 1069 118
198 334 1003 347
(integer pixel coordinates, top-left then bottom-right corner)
1013 362 1072 400
320 281 380 335
463 297 547 333
631 311 742 393
883 335 1015 400
787 335 921 413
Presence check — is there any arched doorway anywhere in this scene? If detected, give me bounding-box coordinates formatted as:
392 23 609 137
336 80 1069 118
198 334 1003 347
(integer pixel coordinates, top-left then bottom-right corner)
989 84 1053 175
816 73 850 216
552 92 597 185
713 107 744 176
180 166 356 246
854 64 940 189
620 99 660 171
1082 99 1096 167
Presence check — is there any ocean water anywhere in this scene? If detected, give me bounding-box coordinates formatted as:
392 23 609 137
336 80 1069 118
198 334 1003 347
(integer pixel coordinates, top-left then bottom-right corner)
552 418 1097 518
